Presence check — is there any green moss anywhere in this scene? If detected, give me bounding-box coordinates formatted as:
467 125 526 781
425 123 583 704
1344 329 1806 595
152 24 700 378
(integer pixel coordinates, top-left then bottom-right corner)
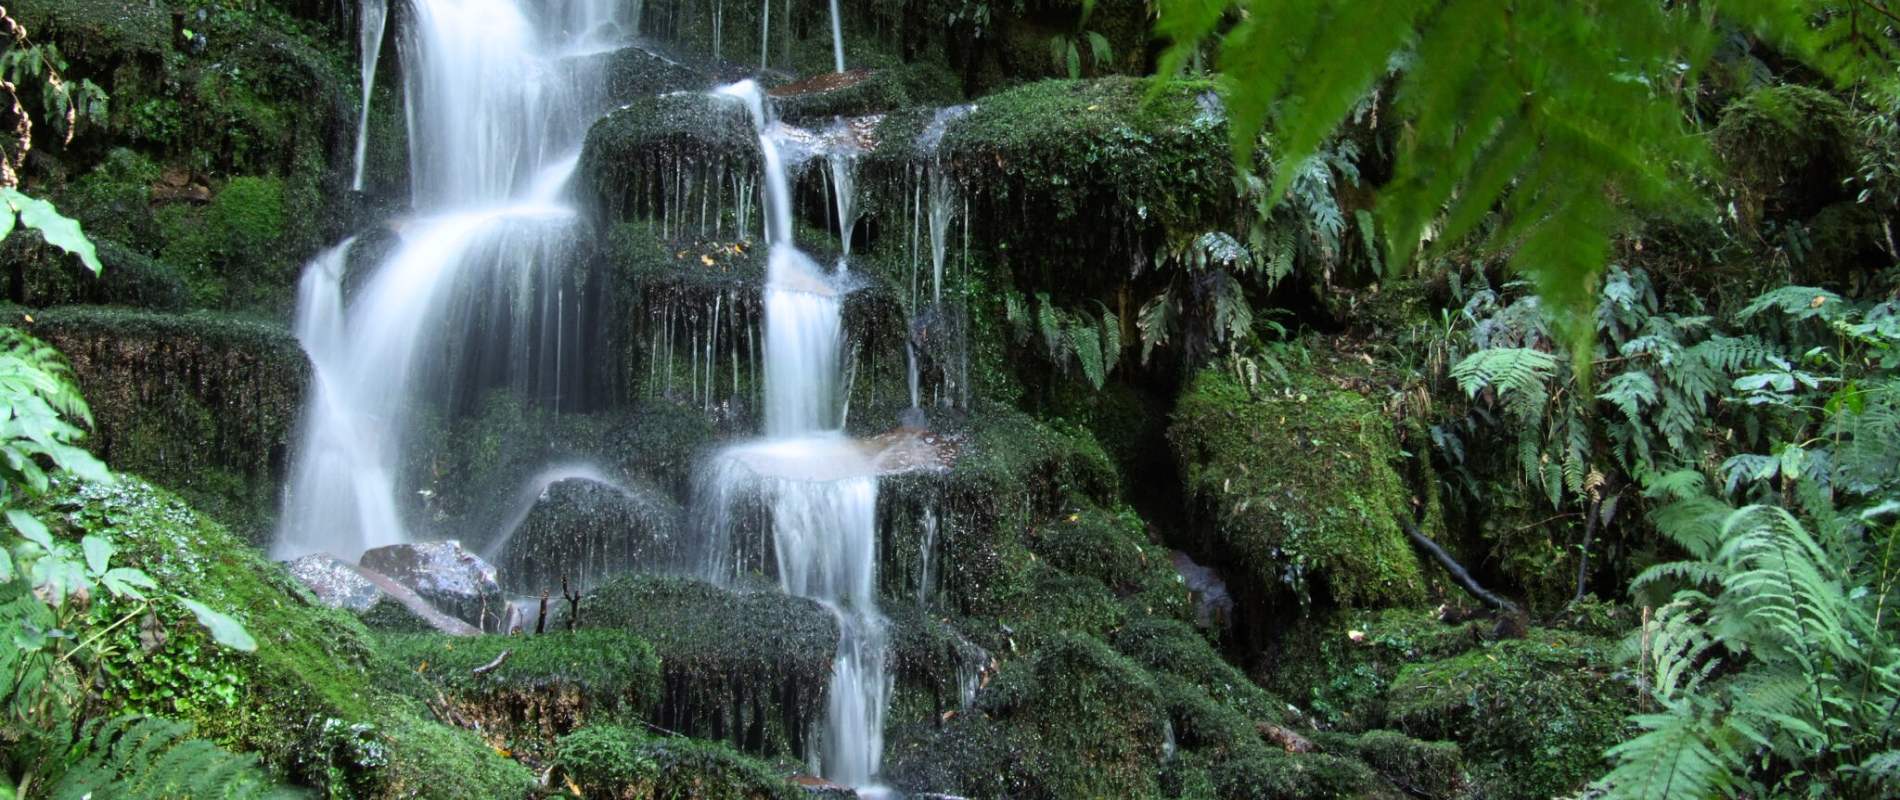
773 63 963 122
375 631 662 759
554 725 800 800
1385 632 1632 800
1170 368 1425 610
1265 608 1490 730
563 575 837 759
12 306 306 544
896 633 1167 799
1026 501 1191 619
4 233 190 311
1112 617 1282 725
1205 749 1387 800
1324 729 1468 800
158 176 293 309
1714 84 1856 222
581 93 758 223
42 476 532 797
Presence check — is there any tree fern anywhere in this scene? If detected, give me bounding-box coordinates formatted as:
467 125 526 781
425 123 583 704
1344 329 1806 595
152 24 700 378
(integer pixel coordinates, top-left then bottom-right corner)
48 716 301 799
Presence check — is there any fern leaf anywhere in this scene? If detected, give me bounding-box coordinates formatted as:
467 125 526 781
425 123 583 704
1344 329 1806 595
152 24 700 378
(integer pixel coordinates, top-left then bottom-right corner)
1450 347 1558 400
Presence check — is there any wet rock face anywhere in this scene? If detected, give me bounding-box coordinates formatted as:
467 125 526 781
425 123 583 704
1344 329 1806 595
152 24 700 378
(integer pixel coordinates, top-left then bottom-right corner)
284 552 479 636
497 477 685 595
360 541 507 633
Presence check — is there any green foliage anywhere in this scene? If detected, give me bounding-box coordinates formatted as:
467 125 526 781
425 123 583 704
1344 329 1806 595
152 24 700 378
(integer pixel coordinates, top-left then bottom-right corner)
1008 291 1120 389
1155 0 1900 355
47 715 299 799
1603 491 1900 798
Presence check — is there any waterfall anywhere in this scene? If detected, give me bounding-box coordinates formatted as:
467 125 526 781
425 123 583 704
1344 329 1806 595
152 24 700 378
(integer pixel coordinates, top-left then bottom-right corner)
829 0 845 72
704 80 891 789
277 0 623 560
827 135 862 257
351 0 388 192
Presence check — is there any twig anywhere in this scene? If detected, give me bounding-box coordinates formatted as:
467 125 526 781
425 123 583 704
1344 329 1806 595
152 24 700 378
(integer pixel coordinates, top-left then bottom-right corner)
1398 516 1521 615
471 649 512 676
562 576 580 631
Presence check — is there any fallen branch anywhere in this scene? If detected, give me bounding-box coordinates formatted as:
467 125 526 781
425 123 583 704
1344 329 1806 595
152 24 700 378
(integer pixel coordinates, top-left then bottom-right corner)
1398 517 1521 616
1257 722 1316 753
472 649 512 676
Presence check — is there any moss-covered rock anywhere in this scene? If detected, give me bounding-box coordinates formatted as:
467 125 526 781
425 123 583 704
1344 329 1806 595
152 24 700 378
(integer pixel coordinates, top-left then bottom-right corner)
1324 729 1468 800
877 406 1119 621
581 93 758 223
887 632 1167 799
564 574 838 760
772 64 962 122
1385 632 1632 800
1170 368 1425 613
43 476 534 797
1264 608 1493 730
1111 617 1283 726
15 306 308 544
496 477 685 595
554 724 800 800
1714 84 1856 224
4 232 190 311
1026 501 1191 619
375 630 662 759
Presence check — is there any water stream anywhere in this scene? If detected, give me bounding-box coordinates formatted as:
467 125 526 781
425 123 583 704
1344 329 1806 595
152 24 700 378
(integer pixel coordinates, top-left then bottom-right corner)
707 80 891 789
278 0 622 560
351 0 388 192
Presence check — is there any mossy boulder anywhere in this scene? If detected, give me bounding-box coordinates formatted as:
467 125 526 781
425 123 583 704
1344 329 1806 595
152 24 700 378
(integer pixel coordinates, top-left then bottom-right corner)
15 306 308 544
886 632 1167 799
1170 369 1425 614
772 63 962 122
1265 608 1494 730
554 724 800 800
581 92 758 223
928 77 1236 297
877 406 1119 620
497 476 685 595
3 231 189 311
42 476 534 797
1714 84 1856 224
1385 632 1633 800
563 575 839 760
1025 501 1191 619
375 630 663 759
1324 729 1469 800
1111 617 1283 726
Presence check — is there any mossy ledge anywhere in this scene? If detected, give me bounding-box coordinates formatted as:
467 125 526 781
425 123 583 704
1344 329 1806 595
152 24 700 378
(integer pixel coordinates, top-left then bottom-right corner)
13 306 309 544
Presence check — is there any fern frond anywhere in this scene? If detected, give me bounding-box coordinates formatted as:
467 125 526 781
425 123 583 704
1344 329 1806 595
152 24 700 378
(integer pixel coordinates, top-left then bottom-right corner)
1450 347 1558 402
1602 705 1736 800
49 716 301 799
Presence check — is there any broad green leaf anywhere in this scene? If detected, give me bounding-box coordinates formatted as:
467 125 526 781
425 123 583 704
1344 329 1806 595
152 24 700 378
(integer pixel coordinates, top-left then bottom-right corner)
101 567 156 601
81 534 113 576
0 544 11 582
1 189 102 275
179 598 257 652
7 509 52 550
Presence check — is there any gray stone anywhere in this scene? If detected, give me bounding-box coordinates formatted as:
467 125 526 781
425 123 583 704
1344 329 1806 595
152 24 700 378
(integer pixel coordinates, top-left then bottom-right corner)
359 541 507 632
284 552 479 635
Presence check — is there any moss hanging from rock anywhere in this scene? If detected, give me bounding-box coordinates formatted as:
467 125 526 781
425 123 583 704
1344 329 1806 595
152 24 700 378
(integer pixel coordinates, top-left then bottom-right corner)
14 306 308 544
1170 368 1425 613
562 575 838 760
1714 84 1857 226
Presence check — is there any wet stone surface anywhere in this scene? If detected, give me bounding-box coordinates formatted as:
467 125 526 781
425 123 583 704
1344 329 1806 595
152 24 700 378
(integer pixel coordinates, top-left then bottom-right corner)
360 541 507 632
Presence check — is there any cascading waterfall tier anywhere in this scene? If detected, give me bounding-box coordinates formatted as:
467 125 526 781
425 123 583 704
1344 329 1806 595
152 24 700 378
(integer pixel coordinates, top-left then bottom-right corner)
277 0 624 560
699 80 891 789
351 0 388 192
